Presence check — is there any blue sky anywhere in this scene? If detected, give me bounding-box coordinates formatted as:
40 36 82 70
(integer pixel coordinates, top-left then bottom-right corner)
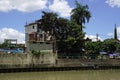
0 0 120 43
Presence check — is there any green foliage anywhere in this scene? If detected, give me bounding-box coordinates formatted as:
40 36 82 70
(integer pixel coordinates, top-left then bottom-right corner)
85 38 120 59
0 40 20 49
114 26 118 39
66 0 91 53
102 39 118 52
39 1 120 59
71 0 91 31
0 41 10 48
40 0 91 54
41 11 58 35
116 43 120 53
55 17 70 41
85 41 102 55
67 21 85 51
31 50 41 55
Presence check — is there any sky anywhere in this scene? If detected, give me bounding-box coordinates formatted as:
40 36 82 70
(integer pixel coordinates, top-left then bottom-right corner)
0 0 120 43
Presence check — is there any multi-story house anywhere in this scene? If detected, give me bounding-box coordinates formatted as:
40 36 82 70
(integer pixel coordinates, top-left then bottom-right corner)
25 20 55 53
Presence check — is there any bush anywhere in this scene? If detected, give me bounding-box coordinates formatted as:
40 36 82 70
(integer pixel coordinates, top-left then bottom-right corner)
31 50 41 55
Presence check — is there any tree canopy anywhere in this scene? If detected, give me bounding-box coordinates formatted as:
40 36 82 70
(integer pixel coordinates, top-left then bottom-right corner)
40 1 92 56
71 0 91 31
40 11 58 35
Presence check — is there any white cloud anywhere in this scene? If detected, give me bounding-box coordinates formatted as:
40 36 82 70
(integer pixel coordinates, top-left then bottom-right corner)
107 33 113 37
0 0 73 17
49 0 73 17
116 26 120 40
0 0 12 12
105 0 120 8
0 28 25 44
117 26 120 34
0 0 48 12
85 35 103 42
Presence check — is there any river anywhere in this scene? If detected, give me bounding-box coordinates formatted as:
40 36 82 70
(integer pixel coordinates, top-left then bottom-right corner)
0 70 119 80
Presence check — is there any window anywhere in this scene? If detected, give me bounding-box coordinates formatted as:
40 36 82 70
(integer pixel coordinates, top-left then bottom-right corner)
33 26 34 29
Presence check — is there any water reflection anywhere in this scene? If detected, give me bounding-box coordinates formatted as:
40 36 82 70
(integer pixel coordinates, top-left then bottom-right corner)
0 70 120 80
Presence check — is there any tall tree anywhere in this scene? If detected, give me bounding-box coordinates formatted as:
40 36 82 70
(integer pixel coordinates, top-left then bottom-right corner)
70 0 91 31
41 11 58 35
114 24 118 40
66 21 85 52
41 11 70 40
40 11 58 53
55 17 70 40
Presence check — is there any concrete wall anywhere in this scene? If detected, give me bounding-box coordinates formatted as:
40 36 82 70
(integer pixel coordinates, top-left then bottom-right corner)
55 58 120 68
56 59 82 67
25 23 38 34
30 53 56 66
1 52 120 69
27 42 53 51
0 52 56 69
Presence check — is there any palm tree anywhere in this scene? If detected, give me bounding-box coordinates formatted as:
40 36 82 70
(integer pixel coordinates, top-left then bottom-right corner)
71 0 91 32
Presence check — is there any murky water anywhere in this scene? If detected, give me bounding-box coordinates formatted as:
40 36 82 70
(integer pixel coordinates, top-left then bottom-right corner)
0 70 120 80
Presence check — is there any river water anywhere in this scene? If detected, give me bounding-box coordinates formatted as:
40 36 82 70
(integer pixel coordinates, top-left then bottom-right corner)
0 70 119 80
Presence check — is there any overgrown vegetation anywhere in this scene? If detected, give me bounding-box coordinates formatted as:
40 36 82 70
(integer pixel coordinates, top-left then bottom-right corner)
40 0 91 56
31 50 41 55
1 1 120 59
0 41 17 49
85 39 120 59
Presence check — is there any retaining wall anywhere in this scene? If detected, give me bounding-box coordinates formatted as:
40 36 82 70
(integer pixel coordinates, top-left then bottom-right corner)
0 52 56 69
0 52 120 69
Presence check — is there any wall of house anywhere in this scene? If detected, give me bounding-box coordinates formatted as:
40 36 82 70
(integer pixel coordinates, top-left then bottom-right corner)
25 23 38 34
27 42 53 52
